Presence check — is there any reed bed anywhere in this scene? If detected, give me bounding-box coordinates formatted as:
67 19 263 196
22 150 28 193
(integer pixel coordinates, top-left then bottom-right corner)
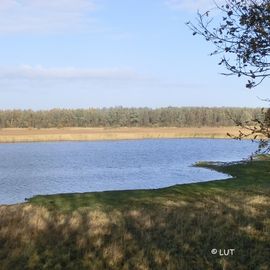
0 127 242 143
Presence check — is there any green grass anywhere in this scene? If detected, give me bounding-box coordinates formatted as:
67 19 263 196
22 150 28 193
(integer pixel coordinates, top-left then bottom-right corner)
1 160 270 270
29 160 270 212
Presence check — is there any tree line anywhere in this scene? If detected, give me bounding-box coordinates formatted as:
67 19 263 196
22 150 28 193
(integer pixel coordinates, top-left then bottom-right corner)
0 107 262 128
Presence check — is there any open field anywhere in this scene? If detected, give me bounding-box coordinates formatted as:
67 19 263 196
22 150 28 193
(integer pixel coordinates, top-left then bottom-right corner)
0 127 244 143
0 160 269 269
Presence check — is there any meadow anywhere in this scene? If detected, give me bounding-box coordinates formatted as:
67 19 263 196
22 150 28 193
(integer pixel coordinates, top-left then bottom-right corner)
0 159 269 269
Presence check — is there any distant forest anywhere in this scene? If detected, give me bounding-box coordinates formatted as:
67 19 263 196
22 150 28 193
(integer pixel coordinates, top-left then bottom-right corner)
0 107 262 128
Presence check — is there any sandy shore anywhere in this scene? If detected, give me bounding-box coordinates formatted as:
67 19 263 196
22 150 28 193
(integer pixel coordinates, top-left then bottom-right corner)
0 127 242 143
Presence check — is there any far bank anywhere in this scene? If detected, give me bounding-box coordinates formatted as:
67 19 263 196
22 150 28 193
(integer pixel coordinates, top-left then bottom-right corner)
0 127 243 143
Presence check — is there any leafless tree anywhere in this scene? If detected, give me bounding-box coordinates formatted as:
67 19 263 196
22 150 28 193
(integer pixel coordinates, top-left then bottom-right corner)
187 0 270 154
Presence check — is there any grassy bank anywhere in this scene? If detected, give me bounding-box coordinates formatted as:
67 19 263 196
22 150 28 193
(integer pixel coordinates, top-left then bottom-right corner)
0 127 242 143
0 160 269 269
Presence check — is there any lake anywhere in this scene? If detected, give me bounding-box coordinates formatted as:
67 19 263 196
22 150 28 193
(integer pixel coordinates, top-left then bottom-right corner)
0 139 258 205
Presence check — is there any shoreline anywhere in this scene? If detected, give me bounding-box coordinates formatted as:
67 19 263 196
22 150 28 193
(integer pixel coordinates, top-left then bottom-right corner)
0 126 241 143
1 158 269 268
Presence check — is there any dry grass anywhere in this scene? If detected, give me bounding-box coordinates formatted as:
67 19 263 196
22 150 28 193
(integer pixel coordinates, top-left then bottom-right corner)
0 192 269 269
0 127 242 143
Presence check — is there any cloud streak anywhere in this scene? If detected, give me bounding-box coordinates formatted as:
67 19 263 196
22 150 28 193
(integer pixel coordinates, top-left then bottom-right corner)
166 0 224 11
0 65 147 81
0 0 97 33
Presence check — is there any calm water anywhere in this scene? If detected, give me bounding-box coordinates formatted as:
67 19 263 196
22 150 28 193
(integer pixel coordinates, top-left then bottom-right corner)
0 139 258 205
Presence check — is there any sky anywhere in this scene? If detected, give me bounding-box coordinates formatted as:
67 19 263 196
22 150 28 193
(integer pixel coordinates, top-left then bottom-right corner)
0 0 269 109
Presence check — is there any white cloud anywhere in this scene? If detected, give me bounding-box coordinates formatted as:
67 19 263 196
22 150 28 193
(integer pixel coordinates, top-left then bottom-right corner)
0 0 97 33
166 0 224 11
0 65 145 81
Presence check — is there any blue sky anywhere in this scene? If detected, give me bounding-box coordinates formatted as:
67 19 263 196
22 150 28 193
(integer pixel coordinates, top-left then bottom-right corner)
0 0 269 109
